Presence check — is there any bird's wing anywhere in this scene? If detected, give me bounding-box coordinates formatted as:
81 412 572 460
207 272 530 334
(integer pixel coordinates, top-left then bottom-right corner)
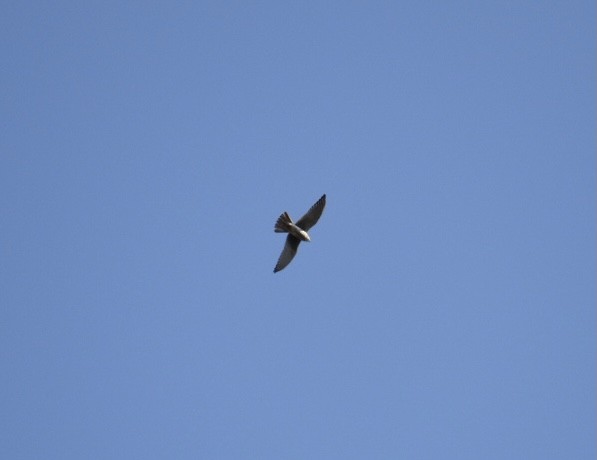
295 194 326 231
274 235 301 273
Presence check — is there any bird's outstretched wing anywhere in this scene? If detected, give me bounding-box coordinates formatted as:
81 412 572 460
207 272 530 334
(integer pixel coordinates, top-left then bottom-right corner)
295 194 326 231
274 235 301 273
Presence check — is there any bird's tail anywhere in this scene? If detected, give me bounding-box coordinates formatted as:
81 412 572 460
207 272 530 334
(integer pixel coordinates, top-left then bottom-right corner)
274 212 293 233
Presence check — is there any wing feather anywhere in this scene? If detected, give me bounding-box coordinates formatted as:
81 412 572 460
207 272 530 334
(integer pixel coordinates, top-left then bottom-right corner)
295 194 326 231
273 235 301 273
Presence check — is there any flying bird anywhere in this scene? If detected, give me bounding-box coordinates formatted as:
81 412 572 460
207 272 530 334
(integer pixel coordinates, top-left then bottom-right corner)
273 194 326 273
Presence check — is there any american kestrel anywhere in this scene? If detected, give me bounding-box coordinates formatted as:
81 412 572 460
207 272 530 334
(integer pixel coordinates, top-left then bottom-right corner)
273 194 326 273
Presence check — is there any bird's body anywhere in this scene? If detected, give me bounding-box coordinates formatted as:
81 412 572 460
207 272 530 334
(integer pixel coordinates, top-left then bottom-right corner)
273 194 326 273
275 212 311 241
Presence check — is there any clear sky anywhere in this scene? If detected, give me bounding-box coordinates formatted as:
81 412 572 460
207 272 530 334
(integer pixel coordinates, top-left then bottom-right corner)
1 2 594 459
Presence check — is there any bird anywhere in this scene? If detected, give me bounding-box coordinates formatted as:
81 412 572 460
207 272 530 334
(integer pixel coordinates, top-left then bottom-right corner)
273 194 326 273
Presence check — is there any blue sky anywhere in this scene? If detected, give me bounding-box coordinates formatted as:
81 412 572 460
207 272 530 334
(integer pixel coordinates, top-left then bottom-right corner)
1 1 594 459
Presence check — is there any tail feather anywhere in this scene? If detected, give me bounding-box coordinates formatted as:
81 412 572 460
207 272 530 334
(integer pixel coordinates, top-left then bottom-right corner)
274 212 293 232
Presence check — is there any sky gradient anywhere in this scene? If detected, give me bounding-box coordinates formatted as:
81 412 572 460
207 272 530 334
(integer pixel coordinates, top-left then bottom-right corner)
1 2 595 459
